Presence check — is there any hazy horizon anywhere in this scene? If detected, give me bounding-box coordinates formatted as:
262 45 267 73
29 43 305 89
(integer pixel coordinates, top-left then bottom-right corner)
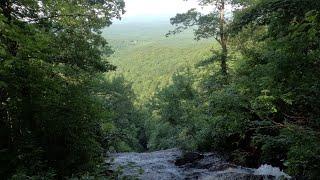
113 0 212 24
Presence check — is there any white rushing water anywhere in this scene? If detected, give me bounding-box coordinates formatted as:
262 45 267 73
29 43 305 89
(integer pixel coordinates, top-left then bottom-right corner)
254 164 291 179
108 149 291 180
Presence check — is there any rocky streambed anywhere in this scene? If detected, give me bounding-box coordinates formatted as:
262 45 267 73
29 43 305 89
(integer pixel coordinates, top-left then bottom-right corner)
108 149 291 180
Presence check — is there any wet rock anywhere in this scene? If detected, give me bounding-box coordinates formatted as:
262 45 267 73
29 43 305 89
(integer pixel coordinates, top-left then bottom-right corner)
110 149 185 180
110 149 291 180
175 152 205 166
208 163 238 171
206 173 276 180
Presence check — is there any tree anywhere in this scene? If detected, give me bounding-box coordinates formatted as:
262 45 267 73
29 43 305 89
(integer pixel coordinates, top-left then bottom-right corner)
0 0 125 178
230 0 320 177
167 0 248 76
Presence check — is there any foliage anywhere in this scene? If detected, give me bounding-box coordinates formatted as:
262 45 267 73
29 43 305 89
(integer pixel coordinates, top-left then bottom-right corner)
230 1 320 177
167 0 248 76
98 75 145 152
0 0 140 178
147 69 203 150
103 23 214 104
144 0 320 179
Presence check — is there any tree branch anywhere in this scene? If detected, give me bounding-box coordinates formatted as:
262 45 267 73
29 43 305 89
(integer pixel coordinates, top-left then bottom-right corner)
27 13 92 23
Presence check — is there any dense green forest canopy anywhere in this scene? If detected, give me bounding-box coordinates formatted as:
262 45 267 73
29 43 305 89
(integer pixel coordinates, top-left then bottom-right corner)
1 0 320 179
103 22 214 104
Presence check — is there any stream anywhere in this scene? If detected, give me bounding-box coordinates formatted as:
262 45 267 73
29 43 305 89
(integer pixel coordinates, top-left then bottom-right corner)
108 149 291 180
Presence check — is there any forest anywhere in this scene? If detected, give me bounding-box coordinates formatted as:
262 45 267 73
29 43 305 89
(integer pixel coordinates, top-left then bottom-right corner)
0 0 319 179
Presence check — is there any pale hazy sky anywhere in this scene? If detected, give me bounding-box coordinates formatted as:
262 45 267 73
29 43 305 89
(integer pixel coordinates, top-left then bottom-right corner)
120 0 212 22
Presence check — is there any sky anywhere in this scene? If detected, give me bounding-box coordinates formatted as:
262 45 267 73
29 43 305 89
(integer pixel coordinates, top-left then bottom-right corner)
116 0 212 23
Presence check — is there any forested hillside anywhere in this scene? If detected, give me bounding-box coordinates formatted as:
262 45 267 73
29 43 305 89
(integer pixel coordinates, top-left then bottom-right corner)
103 23 214 103
1 0 320 179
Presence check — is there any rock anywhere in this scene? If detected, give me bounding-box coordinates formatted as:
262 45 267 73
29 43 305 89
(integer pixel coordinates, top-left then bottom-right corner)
110 149 291 180
175 152 205 166
208 163 238 171
205 173 276 180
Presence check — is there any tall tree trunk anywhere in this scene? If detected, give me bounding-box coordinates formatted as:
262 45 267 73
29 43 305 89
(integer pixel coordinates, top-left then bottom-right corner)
221 41 228 76
219 0 228 76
